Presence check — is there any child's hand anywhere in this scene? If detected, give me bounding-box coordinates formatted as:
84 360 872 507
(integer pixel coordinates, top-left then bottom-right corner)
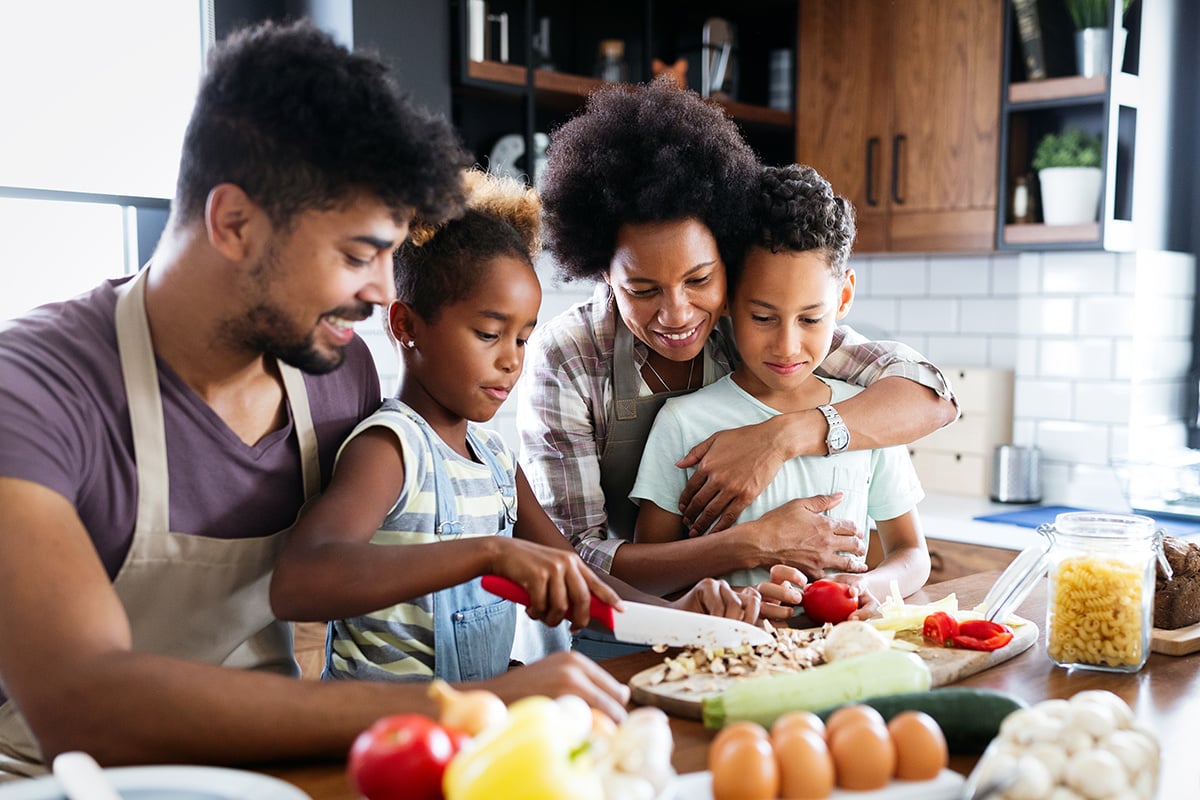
669 578 761 624
490 540 621 630
754 564 807 621
822 573 881 620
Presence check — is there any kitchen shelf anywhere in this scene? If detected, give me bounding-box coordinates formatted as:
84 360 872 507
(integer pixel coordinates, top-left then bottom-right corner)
1008 75 1105 106
465 59 793 127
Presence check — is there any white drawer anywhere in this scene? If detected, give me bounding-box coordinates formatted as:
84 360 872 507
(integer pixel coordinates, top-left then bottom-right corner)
909 449 989 496
944 367 1014 415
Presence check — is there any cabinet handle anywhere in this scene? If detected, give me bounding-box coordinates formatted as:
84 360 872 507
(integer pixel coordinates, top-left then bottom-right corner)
891 134 906 205
865 137 880 207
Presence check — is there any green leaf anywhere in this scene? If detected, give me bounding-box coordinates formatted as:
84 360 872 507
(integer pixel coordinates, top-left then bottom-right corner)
1032 128 1103 170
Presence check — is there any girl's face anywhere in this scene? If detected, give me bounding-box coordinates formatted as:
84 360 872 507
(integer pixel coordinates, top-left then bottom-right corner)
605 218 727 364
730 246 855 409
394 254 541 428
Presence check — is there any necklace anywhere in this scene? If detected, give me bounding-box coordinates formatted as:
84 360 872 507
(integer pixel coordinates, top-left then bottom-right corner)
645 354 698 393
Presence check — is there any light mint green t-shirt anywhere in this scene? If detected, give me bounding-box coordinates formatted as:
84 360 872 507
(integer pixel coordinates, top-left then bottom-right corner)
630 375 924 587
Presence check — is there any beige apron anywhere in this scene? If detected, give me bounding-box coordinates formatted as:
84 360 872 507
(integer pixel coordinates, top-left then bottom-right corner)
0 268 317 779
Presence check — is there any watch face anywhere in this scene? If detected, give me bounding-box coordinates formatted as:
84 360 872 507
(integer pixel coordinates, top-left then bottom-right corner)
829 427 850 452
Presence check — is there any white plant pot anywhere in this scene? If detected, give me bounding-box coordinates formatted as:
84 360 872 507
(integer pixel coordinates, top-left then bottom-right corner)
1038 166 1102 225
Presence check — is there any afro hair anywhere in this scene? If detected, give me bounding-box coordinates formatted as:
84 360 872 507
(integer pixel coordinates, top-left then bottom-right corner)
540 76 761 282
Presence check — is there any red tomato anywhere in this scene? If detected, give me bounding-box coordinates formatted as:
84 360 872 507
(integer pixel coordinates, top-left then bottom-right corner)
347 713 461 800
922 611 960 647
802 579 858 624
951 619 1015 651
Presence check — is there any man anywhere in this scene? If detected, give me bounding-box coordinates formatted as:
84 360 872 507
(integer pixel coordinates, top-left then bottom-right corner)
0 19 628 779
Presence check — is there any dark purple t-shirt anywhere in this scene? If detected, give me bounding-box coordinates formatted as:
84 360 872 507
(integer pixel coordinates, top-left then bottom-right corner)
0 277 381 702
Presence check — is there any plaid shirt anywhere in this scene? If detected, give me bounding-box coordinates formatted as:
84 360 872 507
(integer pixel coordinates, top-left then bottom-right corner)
515 283 956 574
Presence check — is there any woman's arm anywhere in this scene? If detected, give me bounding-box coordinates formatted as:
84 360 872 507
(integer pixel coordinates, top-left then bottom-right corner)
676 328 958 535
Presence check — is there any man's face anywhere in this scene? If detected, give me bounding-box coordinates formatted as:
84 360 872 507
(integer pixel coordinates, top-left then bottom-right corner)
227 194 407 374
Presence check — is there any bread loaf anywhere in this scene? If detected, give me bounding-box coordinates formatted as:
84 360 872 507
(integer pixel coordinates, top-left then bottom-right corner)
1153 536 1200 630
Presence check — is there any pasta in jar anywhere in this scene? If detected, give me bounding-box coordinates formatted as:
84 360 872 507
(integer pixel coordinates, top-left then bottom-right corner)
1047 555 1145 668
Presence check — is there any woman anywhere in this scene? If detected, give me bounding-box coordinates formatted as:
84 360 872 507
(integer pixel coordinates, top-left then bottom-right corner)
517 78 957 602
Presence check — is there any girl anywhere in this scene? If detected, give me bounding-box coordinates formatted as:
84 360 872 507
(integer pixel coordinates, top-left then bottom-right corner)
631 164 931 619
270 171 761 684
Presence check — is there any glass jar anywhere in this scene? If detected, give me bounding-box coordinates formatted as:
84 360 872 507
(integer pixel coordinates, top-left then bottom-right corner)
1040 512 1165 673
595 39 628 83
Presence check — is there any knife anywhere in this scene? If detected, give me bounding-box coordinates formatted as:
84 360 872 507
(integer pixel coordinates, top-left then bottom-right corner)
481 575 775 649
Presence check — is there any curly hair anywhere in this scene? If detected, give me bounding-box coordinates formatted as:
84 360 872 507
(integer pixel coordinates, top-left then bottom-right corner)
174 19 469 230
395 170 540 321
540 76 761 282
737 163 857 287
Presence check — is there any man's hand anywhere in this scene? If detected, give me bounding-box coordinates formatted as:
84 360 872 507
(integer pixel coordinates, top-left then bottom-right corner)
668 577 761 623
675 417 788 536
744 495 868 579
482 651 631 721
488 539 623 630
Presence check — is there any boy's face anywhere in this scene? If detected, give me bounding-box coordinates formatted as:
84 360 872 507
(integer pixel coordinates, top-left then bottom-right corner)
398 254 541 426
730 246 854 406
605 218 727 366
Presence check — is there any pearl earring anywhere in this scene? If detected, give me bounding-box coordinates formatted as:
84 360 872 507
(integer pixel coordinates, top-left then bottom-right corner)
402 338 415 350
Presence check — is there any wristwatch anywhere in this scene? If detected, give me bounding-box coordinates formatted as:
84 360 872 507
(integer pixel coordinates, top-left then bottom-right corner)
817 404 850 456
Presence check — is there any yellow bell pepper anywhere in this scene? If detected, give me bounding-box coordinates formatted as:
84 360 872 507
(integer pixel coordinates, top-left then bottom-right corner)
443 696 604 800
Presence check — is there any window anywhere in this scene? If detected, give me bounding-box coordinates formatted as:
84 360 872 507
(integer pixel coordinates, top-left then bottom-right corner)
0 1 206 319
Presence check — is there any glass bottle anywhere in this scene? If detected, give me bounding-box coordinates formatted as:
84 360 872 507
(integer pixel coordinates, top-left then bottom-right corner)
595 39 628 83
1040 512 1166 673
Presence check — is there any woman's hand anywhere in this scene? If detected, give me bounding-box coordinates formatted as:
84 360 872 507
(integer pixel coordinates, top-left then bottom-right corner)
668 577 762 623
674 416 789 536
488 539 623 630
745 496 869 579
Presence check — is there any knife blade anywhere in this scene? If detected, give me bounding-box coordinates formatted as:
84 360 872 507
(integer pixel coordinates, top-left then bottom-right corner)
481 575 775 649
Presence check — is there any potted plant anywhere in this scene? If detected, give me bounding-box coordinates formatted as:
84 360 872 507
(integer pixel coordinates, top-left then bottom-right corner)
1066 0 1130 77
1032 128 1103 225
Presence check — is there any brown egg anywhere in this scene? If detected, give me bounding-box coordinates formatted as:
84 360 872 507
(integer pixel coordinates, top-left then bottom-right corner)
887 710 949 781
773 726 835 799
770 709 826 742
709 722 780 800
824 704 887 740
829 719 896 791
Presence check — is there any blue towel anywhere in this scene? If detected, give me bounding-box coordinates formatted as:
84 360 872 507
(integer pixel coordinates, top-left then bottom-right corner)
974 505 1200 536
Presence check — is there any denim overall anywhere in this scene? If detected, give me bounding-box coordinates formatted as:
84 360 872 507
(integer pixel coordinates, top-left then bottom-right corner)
323 410 518 683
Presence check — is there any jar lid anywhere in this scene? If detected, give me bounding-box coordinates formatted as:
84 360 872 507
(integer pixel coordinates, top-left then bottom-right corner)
979 535 1053 623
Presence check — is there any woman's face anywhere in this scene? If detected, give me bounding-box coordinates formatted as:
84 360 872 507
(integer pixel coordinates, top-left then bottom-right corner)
605 219 727 364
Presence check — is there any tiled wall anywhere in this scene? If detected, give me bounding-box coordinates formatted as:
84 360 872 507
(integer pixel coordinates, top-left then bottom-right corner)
359 249 1198 505
849 250 1197 504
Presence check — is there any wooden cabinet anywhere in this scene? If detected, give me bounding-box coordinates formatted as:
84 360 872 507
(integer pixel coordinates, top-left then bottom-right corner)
927 538 1015 584
796 0 1004 253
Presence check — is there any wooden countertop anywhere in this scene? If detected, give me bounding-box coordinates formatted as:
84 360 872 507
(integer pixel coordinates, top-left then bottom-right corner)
261 571 1198 798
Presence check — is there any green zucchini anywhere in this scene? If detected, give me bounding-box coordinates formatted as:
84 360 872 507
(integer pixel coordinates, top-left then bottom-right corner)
814 687 1028 753
701 650 931 730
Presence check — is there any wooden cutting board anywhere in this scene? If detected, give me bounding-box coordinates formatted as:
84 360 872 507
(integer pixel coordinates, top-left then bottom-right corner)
628 619 1038 720
1150 621 1200 656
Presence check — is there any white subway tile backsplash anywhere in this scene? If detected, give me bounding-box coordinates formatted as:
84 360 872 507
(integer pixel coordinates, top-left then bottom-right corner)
1019 297 1077 336
928 257 990 296
1041 251 1118 293
868 256 928 295
1016 252 1042 294
989 254 1022 295
1016 338 1040 376
849 258 874 296
1077 296 1134 336
844 298 898 336
1035 420 1113 466
1039 339 1114 379
1015 377 1074 420
1117 253 1137 295
959 298 1020 335
1113 339 1133 380
988 336 1020 368
898 298 959 333
1131 378 1187 423
1073 381 1130 424
1133 250 1197 296
924 335 990 366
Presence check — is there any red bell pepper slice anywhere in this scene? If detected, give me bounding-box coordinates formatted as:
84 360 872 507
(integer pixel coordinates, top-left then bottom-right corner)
950 619 1015 652
922 611 960 647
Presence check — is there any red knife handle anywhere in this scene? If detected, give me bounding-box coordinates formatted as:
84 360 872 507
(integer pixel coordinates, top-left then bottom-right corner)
480 575 615 631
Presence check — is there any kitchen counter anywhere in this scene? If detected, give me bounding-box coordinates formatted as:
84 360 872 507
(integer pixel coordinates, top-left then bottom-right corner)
918 491 1046 551
263 570 1196 799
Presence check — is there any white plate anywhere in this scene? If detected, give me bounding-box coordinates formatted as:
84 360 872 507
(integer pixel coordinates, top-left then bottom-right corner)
673 768 965 799
0 765 311 800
